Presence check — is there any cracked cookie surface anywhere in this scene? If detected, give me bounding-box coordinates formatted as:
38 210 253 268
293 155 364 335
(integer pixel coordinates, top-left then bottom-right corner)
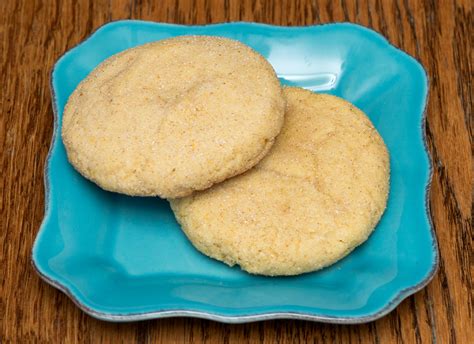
171 87 390 276
61 36 285 198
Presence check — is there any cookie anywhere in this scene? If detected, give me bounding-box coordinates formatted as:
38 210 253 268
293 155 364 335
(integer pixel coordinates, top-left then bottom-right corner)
170 87 390 276
61 36 285 198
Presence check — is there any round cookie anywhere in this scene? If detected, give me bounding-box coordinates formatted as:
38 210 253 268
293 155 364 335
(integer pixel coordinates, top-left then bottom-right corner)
170 87 390 276
62 36 285 198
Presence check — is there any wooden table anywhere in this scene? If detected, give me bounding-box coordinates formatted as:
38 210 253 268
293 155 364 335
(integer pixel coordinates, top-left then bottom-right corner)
1 0 472 342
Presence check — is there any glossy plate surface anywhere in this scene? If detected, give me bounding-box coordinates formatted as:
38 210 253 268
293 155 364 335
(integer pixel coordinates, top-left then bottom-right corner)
32 21 437 323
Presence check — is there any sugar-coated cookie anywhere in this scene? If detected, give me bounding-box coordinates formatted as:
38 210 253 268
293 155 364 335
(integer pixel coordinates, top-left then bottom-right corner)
62 36 285 198
171 87 390 276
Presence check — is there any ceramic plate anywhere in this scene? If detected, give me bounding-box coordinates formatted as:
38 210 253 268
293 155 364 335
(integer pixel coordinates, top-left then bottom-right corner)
32 21 437 323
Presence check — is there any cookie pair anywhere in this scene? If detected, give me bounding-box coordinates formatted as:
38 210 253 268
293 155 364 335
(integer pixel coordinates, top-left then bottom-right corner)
62 36 389 276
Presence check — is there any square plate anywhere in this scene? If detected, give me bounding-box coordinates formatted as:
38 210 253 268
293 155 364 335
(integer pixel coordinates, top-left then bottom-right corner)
32 21 437 323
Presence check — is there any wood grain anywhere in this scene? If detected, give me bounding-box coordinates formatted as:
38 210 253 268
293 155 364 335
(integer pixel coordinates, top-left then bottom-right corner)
1 0 472 343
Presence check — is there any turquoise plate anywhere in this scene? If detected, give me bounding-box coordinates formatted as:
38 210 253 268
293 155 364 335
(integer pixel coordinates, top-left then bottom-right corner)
32 21 437 323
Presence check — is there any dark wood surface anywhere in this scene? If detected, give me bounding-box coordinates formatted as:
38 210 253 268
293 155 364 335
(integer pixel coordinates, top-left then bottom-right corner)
1 0 472 343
